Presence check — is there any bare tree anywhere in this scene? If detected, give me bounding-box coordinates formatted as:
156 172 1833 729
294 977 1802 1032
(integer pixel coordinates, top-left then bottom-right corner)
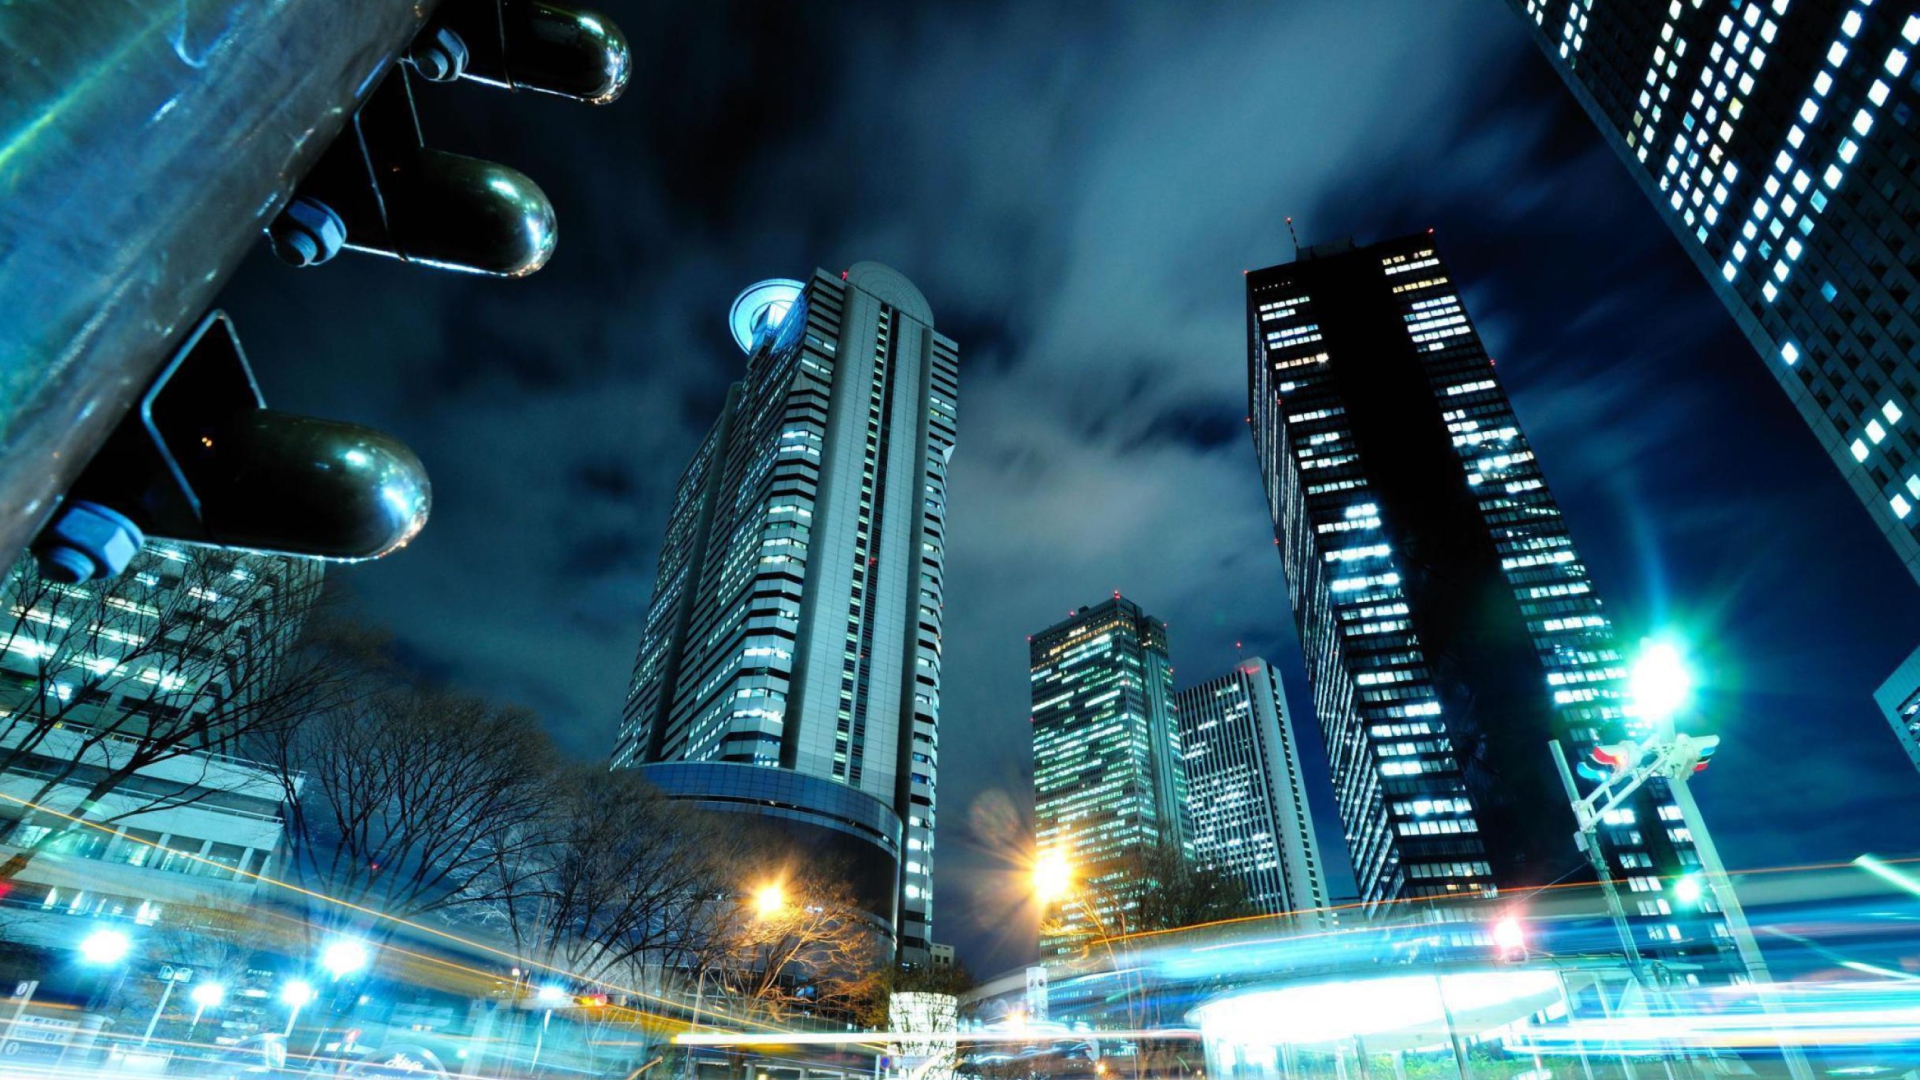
705 871 888 1023
266 687 557 938
0 549 345 878
474 766 733 986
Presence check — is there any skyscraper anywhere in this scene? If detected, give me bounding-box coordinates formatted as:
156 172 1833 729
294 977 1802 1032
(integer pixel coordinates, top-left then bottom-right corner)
615 263 959 962
1504 1 1920 584
1246 234 1729 969
1029 595 1188 956
1173 658 1330 922
1874 642 1920 774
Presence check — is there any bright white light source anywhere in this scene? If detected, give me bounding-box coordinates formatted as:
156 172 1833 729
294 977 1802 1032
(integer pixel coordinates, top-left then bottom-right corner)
1630 640 1694 726
78 928 131 966
1492 916 1526 953
280 980 316 1008
190 982 227 1009
537 985 570 1006
321 938 371 979
1674 875 1705 905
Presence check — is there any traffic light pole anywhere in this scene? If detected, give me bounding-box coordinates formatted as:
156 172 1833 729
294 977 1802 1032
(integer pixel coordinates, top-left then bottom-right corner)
1552 737 1812 1080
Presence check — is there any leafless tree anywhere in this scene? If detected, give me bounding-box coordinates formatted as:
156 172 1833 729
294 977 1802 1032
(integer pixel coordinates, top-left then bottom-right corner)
265 687 557 939
704 870 888 1023
0 549 349 878
473 766 733 987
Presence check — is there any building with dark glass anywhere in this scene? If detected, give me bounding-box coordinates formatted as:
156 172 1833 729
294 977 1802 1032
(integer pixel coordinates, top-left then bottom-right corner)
1874 642 1920 774
1503 3 1920 582
1173 658 1330 923
615 263 959 962
1030 596 1188 956
1246 234 1732 972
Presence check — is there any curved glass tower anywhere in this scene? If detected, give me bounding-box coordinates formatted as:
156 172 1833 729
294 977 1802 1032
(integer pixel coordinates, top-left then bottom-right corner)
616 263 959 962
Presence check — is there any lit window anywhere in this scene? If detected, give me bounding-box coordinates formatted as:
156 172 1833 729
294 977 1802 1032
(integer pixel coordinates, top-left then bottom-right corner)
1890 50 1911 77
1722 262 1737 281
1828 43 1849 66
1869 420 1887 444
1885 401 1904 424
1815 72 1834 96
1786 238 1803 259
1853 110 1874 136
1733 241 1748 259
1907 476 1920 499
1825 164 1843 188
1842 12 1862 38
1853 439 1870 462
1894 495 1912 520
1870 80 1891 106
1907 16 1920 45
1764 282 1778 302
1774 261 1790 282
1799 101 1819 123
1781 342 1799 365
1823 281 1839 302
1788 125 1805 147
1840 139 1859 163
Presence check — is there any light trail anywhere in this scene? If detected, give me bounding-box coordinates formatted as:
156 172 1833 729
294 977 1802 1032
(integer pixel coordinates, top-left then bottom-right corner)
674 1029 1201 1047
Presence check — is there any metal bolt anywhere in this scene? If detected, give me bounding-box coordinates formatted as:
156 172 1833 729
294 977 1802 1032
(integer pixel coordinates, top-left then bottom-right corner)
33 501 144 583
268 196 346 267
407 27 469 83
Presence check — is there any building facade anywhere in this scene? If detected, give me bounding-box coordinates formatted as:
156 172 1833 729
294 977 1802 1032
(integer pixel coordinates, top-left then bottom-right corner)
1172 658 1330 922
1029 596 1188 956
1504 1 1920 584
1246 234 1730 971
1874 641 1920 773
615 263 959 961
0 545 314 946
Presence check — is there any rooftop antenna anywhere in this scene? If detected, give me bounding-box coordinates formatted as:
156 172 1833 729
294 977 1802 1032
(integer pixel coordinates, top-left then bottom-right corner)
1285 216 1301 255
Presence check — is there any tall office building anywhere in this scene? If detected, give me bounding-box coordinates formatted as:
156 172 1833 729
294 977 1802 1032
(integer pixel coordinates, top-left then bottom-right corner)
615 263 958 962
1173 658 1330 922
1504 1 1920 584
1874 642 1920 774
1029 595 1188 956
0 546 315 945
1246 234 1730 970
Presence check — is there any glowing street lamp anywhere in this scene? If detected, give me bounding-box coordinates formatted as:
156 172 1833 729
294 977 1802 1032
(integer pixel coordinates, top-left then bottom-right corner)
754 883 786 919
1491 915 1526 959
78 927 132 966
1673 874 1705 907
531 985 570 1068
1629 638 1694 729
1032 850 1072 906
187 982 226 1040
320 938 371 980
281 979 315 1037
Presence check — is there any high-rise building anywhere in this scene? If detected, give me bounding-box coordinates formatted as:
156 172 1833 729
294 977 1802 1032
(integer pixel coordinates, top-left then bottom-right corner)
615 263 959 961
0 546 316 946
1246 234 1730 970
1173 658 1330 922
1874 642 1920 774
1503 1 1920 585
1029 595 1188 956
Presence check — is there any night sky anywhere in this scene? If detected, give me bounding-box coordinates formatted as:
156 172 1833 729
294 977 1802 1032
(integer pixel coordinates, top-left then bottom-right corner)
216 0 1920 979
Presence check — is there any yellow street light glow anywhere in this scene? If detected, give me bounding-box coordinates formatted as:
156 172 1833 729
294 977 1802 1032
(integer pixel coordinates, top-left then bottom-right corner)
755 883 786 918
1033 849 1072 905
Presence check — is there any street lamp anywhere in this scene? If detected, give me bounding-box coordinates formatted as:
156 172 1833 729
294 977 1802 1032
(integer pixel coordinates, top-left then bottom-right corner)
1490 915 1526 959
754 883 786 919
1628 638 1694 729
281 979 315 1038
1672 873 1705 907
531 985 569 1069
320 938 371 980
187 982 225 1041
78 927 131 966
1032 850 1072 907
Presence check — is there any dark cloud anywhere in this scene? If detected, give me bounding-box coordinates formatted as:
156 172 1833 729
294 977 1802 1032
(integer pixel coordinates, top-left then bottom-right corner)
215 0 1920 977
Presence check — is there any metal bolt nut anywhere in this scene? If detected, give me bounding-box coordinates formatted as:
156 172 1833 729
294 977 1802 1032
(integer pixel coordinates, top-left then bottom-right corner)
268 196 346 267
408 27 470 83
33 501 145 583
